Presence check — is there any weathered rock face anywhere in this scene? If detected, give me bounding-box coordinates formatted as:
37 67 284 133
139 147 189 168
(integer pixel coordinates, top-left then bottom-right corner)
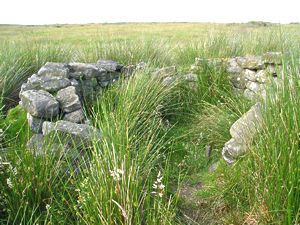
20 90 59 119
27 114 44 133
63 109 85 123
222 103 263 163
191 51 282 102
190 52 283 162
42 120 101 147
56 86 81 113
236 56 264 70
69 63 105 79
21 74 71 93
20 59 126 134
38 62 70 78
96 59 123 72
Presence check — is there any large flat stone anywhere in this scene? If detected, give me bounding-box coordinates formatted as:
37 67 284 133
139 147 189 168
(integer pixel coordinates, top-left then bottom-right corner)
42 120 101 147
20 90 59 119
69 63 106 79
38 62 70 78
26 74 71 92
96 59 123 72
236 56 264 70
230 103 262 143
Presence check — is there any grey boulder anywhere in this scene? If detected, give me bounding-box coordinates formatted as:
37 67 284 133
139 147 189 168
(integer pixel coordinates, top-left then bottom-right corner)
56 86 81 113
236 56 264 70
42 120 101 147
97 59 123 72
27 113 44 133
38 62 70 78
63 109 85 123
69 63 106 79
20 90 59 119
26 74 71 92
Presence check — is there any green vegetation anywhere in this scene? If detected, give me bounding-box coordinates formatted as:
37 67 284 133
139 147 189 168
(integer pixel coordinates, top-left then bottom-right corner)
0 23 299 224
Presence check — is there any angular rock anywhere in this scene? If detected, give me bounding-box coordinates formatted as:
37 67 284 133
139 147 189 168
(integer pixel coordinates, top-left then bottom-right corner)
20 90 59 119
243 69 257 82
230 103 262 144
69 78 79 87
38 62 70 78
79 78 99 98
222 138 245 163
255 70 269 83
243 89 256 100
63 109 85 123
56 86 81 113
246 81 265 94
69 63 106 79
236 56 264 70
27 134 46 155
26 74 71 92
96 59 123 72
227 58 243 74
27 134 74 159
262 52 282 64
27 113 44 133
42 120 101 147
230 73 247 89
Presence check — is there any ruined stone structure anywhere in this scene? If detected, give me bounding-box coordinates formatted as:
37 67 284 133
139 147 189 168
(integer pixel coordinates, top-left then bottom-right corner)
19 52 284 163
191 52 284 163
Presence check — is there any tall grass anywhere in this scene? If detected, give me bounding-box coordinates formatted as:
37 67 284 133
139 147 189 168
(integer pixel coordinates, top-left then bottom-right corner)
222 53 299 224
0 71 179 224
0 23 299 224
0 41 73 111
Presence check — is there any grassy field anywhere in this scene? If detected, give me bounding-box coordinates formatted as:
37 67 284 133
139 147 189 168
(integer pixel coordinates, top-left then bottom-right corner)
0 22 299 224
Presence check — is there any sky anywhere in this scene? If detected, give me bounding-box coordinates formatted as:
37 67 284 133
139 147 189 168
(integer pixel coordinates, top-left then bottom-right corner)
0 0 299 25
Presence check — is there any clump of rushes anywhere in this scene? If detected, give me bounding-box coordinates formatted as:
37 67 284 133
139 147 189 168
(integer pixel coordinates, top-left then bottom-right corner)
222 52 299 224
68 71 178 224
0 41 73 111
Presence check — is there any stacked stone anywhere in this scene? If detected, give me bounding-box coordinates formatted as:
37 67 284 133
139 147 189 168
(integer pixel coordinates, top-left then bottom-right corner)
19 59 125 157
20 59 123 134
191 52 283 101
190 52 285 163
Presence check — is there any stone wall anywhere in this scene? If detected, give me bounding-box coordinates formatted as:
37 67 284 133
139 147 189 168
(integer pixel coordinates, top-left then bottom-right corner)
191 52 283 101
19 52 285 163
191 52 284 163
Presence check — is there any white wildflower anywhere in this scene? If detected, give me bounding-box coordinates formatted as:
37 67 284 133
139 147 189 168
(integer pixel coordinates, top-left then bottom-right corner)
46 204 51 211
151 171 165 198
110 168 124 181
117 169 124 175
7 178 13 188
158 184 165 190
